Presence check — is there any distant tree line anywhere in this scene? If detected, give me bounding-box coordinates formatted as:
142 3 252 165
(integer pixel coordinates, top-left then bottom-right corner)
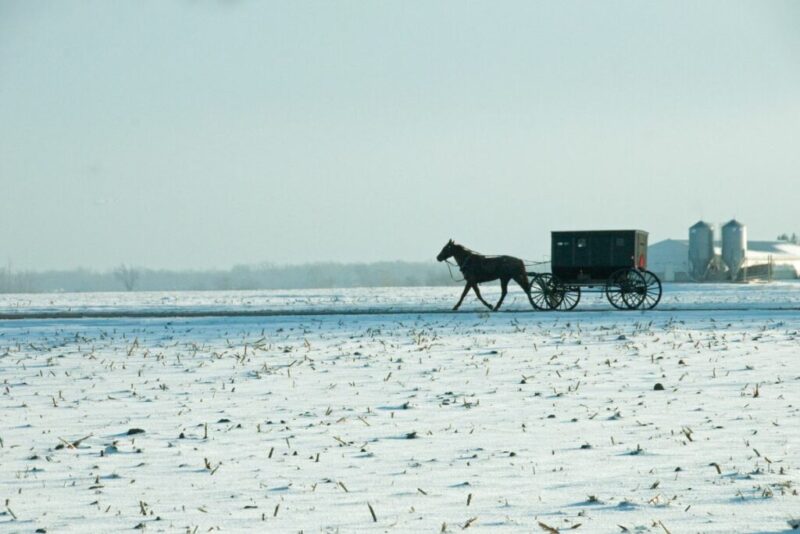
777 233 798 244
0 261 459 293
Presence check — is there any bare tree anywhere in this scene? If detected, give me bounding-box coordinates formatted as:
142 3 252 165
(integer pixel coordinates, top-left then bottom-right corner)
114 264 140 291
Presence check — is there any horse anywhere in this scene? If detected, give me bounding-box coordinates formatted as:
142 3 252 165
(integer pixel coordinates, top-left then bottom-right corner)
436 239 537 311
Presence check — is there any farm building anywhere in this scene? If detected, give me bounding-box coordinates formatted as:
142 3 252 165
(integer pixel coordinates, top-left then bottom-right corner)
647 239 693 282
648 235 800 282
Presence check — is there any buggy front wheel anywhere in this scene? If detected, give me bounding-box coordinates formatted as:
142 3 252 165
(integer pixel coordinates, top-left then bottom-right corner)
553 281 581 311
529 273 560 310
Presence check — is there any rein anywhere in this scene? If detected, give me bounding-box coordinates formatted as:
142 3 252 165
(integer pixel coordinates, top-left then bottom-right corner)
444 259 465 282
523 259 550 267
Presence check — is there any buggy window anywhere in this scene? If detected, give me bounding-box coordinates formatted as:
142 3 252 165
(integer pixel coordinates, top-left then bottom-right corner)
556 240 570 247
577 238 587 248
616 238 625 246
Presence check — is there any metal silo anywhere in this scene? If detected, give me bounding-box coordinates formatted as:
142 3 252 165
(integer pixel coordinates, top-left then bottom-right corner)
688 221 714 280
721 219 747 281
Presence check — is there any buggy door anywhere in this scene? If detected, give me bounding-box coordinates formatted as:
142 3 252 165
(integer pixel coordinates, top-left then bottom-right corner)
573 235 590 269
610 233 635 268
591 233 614 277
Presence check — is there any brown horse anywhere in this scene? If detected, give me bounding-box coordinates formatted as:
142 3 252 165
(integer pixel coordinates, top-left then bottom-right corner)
436 239 536 311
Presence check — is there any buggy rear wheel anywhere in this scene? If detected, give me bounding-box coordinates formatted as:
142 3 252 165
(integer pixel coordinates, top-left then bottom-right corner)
529 273 560 310
605 268 645 310
639 270 662 310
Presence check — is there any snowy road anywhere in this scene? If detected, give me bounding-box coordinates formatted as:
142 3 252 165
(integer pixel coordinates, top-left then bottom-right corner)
1 282 800 318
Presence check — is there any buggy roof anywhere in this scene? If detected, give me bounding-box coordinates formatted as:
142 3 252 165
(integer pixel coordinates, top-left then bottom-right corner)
552 229 648 235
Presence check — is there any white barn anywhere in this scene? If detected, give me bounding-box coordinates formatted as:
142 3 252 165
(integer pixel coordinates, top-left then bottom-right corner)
648 239 800 282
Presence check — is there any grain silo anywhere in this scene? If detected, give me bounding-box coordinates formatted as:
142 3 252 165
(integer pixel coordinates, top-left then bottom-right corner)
721 219 747 281
688 221 714 280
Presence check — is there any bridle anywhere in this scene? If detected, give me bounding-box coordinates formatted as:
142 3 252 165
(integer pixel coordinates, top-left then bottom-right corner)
441 244 475 283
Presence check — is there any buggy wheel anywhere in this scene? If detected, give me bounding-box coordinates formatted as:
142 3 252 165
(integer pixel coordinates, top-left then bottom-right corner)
530 273 560 310
553 282 581 311
639 270 662 310
605 268 645 310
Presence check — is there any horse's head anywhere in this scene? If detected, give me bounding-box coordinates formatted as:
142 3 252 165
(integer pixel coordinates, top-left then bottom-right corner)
436 239 456 262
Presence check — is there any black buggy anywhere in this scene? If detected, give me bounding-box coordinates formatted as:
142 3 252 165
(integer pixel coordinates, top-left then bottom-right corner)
528 230 662 311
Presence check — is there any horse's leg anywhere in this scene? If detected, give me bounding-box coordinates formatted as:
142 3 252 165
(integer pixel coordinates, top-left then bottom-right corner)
494 278 509 311
515 272 537 308
453 282 471 311
472 283 494 310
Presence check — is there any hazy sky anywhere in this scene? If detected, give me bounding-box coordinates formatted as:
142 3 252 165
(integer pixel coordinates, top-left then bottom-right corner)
2 1 799 270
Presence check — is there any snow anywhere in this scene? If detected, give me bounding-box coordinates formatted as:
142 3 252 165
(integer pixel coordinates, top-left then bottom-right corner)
1 286 799 532
1 282 800 317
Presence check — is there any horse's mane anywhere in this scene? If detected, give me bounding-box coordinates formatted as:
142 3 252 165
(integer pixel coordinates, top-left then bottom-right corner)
453 243 483 258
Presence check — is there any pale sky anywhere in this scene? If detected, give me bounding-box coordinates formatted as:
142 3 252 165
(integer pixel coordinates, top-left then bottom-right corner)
1 1 799 270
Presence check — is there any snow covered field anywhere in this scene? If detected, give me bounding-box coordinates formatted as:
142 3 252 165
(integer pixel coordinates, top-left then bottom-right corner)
1 286 799 533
